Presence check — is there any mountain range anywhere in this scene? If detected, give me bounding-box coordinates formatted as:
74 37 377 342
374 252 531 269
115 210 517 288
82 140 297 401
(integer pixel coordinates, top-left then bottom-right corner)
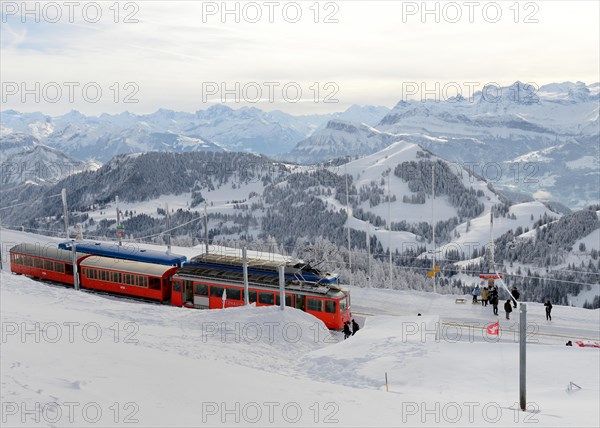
1 81 598 208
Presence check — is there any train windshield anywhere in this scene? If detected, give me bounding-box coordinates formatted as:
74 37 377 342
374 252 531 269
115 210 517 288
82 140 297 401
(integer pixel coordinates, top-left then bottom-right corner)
340 297 348 312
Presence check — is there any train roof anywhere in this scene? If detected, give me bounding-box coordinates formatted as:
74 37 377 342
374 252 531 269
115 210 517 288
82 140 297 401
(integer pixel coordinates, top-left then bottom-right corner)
10 243 87 263
58 241 187 266
81 256 177 277
187 253 339 283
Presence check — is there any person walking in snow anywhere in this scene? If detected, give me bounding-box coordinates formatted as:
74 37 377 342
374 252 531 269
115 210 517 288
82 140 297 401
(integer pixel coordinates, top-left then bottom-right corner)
511 287 520 308
481 287 489 307
504 299 513 320
490 293 499 316
544 300 553 321
343 322 351 339
472 285 480 303
351 319 360 336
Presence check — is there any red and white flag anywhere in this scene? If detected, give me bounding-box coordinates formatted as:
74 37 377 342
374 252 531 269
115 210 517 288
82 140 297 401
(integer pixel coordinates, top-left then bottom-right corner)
486 321 499 335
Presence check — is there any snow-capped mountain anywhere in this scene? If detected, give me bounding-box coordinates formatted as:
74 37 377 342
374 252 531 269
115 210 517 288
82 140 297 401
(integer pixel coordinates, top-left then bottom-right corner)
0 105 388 162
1 144 100 188
279 120 401 164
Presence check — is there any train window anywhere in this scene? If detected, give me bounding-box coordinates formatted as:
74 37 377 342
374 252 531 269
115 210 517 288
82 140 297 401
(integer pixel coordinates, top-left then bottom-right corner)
173 281 181 292
149 277 161 290
55 263 65 274
226 288 241 300
248 290 257 303
307 298 323 312
112 272 122 283
100 270 107 281
211 286 224 298
66 264 73 275
325 300 336 313
275 295 293 306
194 283 208 296
34 258 43 268
259 293 274 305
339 297 347 312
43 259 52 270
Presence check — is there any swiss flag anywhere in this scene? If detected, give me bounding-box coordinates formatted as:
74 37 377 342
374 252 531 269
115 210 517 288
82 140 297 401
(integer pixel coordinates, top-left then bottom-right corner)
487 321 500 335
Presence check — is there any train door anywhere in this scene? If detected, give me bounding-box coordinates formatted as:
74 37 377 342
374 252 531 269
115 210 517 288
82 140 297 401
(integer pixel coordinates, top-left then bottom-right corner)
295 294 305 311
172 279 183 306
183 280 193 306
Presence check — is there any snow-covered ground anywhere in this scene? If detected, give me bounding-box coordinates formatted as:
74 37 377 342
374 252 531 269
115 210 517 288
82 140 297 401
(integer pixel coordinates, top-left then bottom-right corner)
1 229 599 427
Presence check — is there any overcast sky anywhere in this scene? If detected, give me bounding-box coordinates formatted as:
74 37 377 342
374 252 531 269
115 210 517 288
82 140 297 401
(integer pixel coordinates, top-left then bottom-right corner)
1 0 599 116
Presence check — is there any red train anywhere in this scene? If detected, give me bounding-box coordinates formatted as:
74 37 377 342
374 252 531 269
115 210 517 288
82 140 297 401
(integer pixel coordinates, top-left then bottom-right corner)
9 243 351 330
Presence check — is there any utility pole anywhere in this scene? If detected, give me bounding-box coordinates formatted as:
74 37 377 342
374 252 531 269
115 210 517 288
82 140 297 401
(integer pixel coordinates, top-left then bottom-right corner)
345 163 352 285
61 188 69 239
116 195 122 246
387 172 393 289
243 246 249 305
72 242 79 291
489 211 494 272
278 265 285 310
204 201 209 255
165 203 171 254
431 162 436 293
366 221 371 288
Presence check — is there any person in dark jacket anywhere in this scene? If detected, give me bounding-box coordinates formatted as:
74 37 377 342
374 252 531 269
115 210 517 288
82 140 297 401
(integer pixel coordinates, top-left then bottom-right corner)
351 319 360 335
511 287 520 308
343 322 351 339
491 294 499 315
544 300 553 321
504 299 513 320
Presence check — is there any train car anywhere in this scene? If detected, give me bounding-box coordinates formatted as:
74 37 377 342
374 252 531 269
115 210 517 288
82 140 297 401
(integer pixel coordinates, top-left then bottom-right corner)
9 243 88 285
58 241 187 267
173 256 351 330
79 256 177 302
185 253 340 285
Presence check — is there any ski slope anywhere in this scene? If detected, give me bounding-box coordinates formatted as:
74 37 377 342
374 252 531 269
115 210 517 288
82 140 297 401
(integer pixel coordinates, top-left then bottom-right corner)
1 229 599 427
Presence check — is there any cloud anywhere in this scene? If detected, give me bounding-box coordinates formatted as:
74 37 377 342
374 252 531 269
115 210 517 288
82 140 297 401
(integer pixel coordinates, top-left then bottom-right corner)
533 191 553 200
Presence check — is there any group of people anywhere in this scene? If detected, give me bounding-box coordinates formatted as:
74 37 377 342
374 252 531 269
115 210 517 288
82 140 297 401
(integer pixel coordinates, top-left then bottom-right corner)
472 284 553 321
343 319 360 339
472 284 520 319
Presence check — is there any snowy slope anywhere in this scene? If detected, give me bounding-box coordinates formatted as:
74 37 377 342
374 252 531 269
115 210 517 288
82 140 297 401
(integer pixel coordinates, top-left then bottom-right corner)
1 228 599 427
330 141 500 252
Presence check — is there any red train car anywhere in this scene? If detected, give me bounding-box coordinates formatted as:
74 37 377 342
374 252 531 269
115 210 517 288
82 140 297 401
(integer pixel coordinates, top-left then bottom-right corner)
172 267 351 330
80 256 177 302
9 243 88 285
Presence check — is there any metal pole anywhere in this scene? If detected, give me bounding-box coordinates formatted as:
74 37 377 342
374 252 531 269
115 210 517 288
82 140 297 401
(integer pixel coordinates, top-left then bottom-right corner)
243 246 250 305
431 162 436 293
366 221 371 288
489 212 494 272
116 195 122 246
278 265 285 310
72 242 79 291
519 303 527 411
204 201 209 255
165 203 171 254
345 163 352 285
387 172 392 289
61 188 69 239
